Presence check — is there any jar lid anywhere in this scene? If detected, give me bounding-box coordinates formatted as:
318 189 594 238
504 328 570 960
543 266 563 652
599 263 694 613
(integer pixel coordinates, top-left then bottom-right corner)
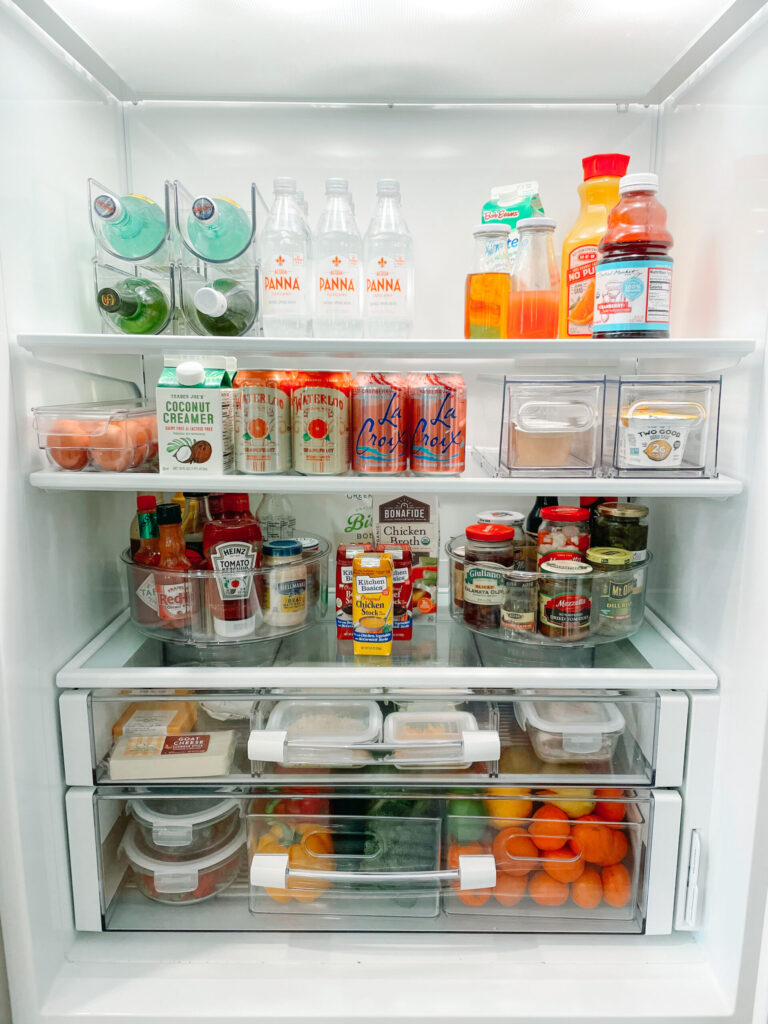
466 523 517 542
597 501 649 519
476 510 525 526
541 560 593 577
541 506 590 523
516 216 556 230
473 223 511 237
587 547 633 567
296 535 319 551
264 539 302 557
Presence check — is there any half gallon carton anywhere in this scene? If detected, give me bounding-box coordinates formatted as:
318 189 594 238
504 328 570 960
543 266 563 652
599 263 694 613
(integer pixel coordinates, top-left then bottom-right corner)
157 358 235 474
374 494 438 623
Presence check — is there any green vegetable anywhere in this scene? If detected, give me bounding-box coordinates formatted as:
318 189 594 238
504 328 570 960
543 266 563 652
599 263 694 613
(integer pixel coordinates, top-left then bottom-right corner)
447 799 487 843
363 797 438 907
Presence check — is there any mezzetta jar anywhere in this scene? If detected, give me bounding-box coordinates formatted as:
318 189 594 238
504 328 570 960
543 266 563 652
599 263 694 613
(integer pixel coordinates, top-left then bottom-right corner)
462 523 517 631
538 558 593 642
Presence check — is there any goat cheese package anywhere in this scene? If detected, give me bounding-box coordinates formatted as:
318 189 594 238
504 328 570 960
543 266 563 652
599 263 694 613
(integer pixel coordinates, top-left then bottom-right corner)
108 730 237 780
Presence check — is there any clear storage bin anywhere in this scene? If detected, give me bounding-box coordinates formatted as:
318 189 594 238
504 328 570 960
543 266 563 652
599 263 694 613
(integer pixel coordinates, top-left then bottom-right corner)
127 796 242 852
446 536 650 647
605 376 722 477
177 260 259 337
499 377 605 475
32 400 158 473
514 699 626 763
255 699 384 766
94 259 175 335
122 536 330 646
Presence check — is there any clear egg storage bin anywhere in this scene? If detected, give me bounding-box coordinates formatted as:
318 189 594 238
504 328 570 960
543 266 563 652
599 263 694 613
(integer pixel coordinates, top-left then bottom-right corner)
604 375 722 477
446 536 650 647
88 177 171 263
178 260 259 337
174 179 259 264
122 536 330 646
32 399 158 473
499 377 605 476
94 259 176 336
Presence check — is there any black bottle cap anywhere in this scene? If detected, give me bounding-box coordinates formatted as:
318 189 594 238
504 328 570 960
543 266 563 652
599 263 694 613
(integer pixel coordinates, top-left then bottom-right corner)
98 286 139 316
156 502 182 526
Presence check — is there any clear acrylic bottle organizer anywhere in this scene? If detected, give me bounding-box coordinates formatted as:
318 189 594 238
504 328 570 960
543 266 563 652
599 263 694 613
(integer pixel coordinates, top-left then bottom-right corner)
174 180 262 265
122 536 330 646
88 178 172 264
94 258 176 336
499 376 606 476
603 376 722 478
33 399 158 473
177 260 259 337
446 536 651 647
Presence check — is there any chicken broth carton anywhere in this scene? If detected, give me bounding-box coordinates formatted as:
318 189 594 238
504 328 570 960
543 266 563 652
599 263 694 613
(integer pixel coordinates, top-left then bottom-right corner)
374 494 439 623
158 359 234 474
353 551 394 656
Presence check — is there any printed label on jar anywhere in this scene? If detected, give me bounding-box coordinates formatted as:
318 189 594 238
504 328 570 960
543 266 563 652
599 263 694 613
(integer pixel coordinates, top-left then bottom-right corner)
501 608 536 632
364 255 408 316
266 576 306 615
235 384 292 473
464 565 506 605
156 581 192 621
315 254 361 317
261 254 309 316
293 385 350 474
540 591 591 628
592 259 673 333
598 578 634 622
209 541 257 601
619 423 690 468
565 244 598 337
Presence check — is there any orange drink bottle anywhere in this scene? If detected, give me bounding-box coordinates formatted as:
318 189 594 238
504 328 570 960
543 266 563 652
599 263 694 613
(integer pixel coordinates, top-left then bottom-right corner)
464 224 512 338
351 372 408 474
233 369 293 474
508 218 560 338
558 153 629 338
407 372 466 474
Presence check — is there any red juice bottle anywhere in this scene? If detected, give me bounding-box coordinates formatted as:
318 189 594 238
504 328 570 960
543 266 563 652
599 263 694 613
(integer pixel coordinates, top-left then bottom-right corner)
203 493 263 639
592 173 674 339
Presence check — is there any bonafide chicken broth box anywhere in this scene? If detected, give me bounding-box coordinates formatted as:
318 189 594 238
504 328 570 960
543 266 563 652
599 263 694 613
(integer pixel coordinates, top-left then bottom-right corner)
374 494 439 623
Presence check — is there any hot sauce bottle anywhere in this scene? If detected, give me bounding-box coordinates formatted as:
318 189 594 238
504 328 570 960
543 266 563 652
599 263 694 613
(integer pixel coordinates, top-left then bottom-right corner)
154 502 195 631
202 493 263 639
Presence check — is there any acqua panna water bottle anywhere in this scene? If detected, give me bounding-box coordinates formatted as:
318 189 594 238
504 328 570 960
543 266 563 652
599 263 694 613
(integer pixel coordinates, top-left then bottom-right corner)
313 178 363 338
363 179 414 339
259 177 313 337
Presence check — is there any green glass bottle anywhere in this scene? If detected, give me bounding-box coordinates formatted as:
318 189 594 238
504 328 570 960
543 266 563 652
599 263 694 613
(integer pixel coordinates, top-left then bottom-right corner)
193 279 255 336
97 277 170 334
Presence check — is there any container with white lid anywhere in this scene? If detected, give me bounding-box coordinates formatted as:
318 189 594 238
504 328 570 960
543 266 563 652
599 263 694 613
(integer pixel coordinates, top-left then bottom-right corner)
383 709 499 769
127 797 241 851
250 699 383 766
514 699 625 763
120 820 245 904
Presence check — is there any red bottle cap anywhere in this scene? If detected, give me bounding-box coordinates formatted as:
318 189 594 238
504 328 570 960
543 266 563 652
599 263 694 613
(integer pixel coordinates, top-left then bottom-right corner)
137 495 157 512
224 493 251 513
541 506 590 523
582 153 630 181
466 523 517 542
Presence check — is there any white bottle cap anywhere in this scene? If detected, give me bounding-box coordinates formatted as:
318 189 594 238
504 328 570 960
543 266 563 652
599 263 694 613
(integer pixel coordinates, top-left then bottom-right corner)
194 287 228 318
326 177 349 193
176 360 206 386
516 216 556 230
274 177 297 193
474 223 511 236
377 178 400 194
619 172 659 194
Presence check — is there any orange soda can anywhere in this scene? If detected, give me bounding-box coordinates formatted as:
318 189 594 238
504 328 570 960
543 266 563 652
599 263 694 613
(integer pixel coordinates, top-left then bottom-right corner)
352 372 408 474
407 372 467 474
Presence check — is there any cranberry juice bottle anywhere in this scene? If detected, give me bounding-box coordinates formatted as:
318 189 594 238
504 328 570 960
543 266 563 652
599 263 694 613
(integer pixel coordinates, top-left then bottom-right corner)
592 173 673 339
203 493 263 639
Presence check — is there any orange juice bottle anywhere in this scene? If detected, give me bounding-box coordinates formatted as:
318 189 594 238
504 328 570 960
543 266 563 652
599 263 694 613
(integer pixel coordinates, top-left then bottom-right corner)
558 153 630 338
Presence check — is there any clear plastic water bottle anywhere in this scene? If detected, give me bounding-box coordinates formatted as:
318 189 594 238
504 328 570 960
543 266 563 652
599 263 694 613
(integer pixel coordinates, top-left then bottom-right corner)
259 177 313 337
93 193 166 260
256 493 296 541
363 179 414 339
313 178 363 338
187 195 252 261
295 190 309 219
193 279 256 336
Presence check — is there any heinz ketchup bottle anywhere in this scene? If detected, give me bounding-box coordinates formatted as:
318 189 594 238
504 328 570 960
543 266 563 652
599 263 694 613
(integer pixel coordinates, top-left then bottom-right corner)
202 493 263 640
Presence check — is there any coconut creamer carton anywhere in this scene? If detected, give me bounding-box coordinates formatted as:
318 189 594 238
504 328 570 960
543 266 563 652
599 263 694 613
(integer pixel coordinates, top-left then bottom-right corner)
374 494 439 623
157 359 234 474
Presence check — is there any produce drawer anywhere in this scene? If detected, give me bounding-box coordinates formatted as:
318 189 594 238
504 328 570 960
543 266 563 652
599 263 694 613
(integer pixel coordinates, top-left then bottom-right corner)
60 689 688 787
66 784 681 935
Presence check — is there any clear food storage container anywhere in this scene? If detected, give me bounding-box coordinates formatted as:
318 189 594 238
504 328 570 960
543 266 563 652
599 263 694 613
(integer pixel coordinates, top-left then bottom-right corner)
122 535 330 646
33 400 158 473
605 376 721 477
514 699 626 763
252 699 384 766
382 710 486 769
127 796 242 852
499 377 604 475
120 819 244 905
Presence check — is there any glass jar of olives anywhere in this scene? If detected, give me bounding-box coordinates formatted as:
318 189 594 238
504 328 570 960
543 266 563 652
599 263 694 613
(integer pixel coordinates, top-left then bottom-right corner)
463 523 517 631
593 502 649 563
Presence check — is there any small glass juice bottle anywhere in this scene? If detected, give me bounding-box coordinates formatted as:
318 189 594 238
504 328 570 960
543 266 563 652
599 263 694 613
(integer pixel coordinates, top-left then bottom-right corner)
508 218 560 338
464 224 512 339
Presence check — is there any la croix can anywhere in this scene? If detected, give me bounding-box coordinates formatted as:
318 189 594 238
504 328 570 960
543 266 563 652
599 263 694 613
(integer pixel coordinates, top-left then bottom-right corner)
233 370 293 474
407 372 467 474
292 371 352 475
352 372 408 474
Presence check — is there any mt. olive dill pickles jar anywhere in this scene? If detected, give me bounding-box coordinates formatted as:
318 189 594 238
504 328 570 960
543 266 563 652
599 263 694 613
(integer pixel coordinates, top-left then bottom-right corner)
593 502 649 563
538 558 593 642
586 547 636 636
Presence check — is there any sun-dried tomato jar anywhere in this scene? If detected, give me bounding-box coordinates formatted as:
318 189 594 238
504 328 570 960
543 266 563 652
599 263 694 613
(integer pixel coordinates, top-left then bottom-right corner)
538 558 593 642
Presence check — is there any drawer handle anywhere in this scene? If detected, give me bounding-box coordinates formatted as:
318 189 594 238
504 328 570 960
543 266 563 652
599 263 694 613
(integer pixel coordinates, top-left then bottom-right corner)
250 853 497 892
247 729 500 764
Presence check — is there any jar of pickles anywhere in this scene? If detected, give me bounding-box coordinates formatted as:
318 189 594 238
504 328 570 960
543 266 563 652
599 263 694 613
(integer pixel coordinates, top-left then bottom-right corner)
537 506 591 567
592 502 649 563
538 558 593 642
586 547 636 636
463 524 517 630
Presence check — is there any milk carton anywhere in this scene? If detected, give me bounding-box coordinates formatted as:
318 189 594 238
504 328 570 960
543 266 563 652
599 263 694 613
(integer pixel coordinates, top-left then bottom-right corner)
157 359 235 474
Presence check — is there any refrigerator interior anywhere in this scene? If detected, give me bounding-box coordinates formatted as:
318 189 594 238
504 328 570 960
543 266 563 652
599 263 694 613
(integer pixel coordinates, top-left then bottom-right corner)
0 0 767 1021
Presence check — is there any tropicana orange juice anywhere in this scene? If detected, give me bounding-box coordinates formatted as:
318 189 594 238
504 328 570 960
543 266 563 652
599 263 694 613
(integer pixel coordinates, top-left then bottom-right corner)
558 153 629 338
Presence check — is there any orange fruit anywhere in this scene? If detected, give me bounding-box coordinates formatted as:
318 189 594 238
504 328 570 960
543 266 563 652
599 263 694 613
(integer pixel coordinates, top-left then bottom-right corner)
571 867 603 909
595 788 626 822
528 870 569 907
569 814 614 865
492 826 539 876
447 842 491 906
248 417 269 439
601 829 628 867
46 419 90 471
602 863 632 907
308 418 327 439
494 872 527 907
528 805 571 851
125 419 150 469
542 847 585 884
568 278 595 325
